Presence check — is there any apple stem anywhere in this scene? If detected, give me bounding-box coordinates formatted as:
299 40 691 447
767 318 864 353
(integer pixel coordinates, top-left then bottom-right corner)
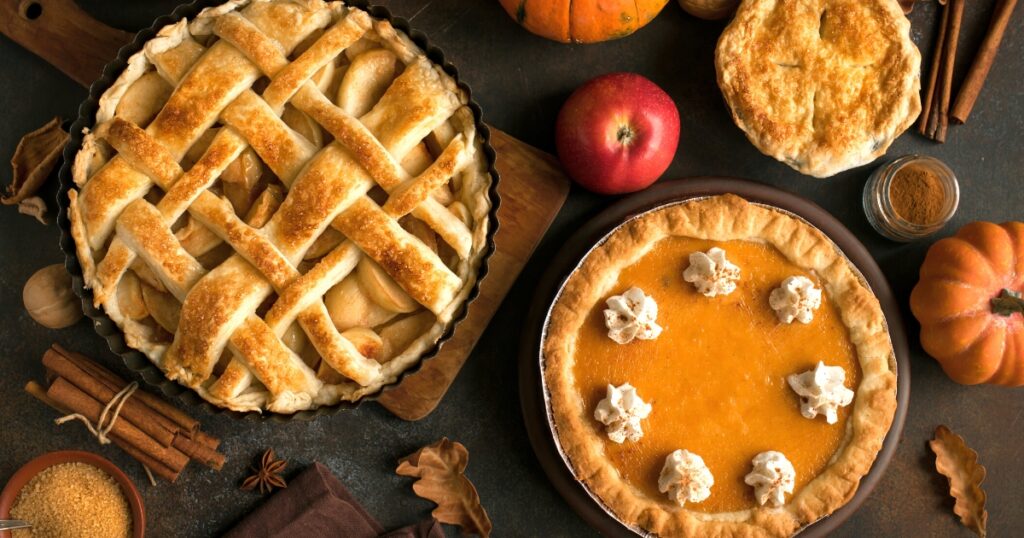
616 125 635 146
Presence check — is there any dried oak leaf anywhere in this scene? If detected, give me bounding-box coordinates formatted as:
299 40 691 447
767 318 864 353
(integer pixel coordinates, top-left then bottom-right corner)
2 117 68 205
397 438 492 537
18 196 48 224
930 425 988 537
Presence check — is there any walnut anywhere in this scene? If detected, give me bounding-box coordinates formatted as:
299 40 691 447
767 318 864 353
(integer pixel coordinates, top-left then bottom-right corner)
23 264 82 329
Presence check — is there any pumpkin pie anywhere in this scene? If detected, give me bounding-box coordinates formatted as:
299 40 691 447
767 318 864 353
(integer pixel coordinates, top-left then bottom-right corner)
543 195 897 536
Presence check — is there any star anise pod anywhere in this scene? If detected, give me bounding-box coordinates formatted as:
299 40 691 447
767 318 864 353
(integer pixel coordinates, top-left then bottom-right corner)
241 448 288 494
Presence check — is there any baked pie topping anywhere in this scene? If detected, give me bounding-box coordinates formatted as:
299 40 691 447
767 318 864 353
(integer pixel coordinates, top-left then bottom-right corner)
658 449 714 507
770 275 822 324
593 383 652 444
68 0 493 413
787 361 855 424
744 451 796 507
715 0 922 177
545 196 897 535
603 287 662 344
683 247 739 297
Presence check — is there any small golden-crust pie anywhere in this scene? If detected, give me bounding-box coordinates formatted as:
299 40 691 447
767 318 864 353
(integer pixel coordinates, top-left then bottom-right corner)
69 0 492 413
544 195 897 537
716 0 921 178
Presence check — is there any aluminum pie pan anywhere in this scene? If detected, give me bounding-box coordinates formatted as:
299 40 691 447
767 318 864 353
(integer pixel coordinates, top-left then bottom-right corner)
521 178 909 536
55 0 501 422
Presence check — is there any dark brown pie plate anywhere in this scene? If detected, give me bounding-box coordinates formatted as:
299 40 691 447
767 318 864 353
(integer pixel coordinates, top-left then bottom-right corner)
56 0 500 421
519 177 910 536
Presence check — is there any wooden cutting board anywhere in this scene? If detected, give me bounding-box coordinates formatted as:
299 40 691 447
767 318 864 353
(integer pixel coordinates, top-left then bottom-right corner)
0 0 570 421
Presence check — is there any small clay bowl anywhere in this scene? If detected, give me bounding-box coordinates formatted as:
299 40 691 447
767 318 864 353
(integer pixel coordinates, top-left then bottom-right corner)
0 451 145 538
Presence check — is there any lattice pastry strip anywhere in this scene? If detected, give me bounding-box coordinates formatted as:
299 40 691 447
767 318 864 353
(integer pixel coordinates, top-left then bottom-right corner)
163 14 472 402
83 9 378 407
85 116 332 409
114 198 321 399
93 116 369 408
213 10 475 259
76 8 383 407
69 0 493 413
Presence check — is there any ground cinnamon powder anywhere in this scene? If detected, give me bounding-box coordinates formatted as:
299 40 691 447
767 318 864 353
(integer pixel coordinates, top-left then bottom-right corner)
889 164 944 224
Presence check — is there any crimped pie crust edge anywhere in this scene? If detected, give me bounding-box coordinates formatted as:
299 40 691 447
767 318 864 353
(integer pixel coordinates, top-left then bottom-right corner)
543 194 897 537
715 0 921 178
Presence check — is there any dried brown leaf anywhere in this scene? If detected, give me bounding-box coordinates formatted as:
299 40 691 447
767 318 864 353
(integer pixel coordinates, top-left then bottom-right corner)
18 196 48 224
2 117 68 205
397 438 492 537
930 425 988 537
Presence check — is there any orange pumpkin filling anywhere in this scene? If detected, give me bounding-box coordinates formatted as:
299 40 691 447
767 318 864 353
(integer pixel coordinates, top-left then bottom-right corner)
572 237 860 512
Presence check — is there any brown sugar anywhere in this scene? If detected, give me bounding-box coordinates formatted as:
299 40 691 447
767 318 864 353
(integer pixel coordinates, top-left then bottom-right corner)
889 164 945 225
10 462 131 538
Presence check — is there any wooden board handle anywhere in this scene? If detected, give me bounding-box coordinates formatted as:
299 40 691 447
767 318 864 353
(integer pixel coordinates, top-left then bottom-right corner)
0 0 572 421
0 0 132 87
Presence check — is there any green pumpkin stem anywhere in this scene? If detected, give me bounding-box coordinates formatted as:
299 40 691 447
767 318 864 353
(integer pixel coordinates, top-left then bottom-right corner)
991 289 1024 317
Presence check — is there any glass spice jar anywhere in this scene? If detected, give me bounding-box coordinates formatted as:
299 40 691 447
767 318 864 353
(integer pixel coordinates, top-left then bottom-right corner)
862 155 959 242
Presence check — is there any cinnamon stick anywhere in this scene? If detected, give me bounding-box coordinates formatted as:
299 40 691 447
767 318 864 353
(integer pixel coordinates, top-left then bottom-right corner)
42 348 177 446
922 0 966 142
25 380 182 483
53 346 201 448
47 344 225 464
193 430 221 451
951 0 1019 123
919 1 950 134
52 343 201 435
46 377 191 474
25 380 65 412
936 0 966 142
172 434 226 470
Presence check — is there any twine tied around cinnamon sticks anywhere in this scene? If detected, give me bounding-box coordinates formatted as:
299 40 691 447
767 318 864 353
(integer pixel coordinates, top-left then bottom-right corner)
55 381 138 445
26 344 226 484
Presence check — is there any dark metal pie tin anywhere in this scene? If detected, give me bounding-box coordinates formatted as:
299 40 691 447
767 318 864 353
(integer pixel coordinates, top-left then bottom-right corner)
56 0 500 421
519 178 910 536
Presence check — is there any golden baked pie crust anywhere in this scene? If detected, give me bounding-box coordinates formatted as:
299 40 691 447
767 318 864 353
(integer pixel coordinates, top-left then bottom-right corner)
716 0 921 178
68 0 493 413
543 195 897 537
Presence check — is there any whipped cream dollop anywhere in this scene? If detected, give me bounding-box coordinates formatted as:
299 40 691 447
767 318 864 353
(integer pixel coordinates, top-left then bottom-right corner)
603 287 663 344
593 383 652 443
744 451 796 508
769 275 822 324
683 247 740 297
787 361 855 424
658 449 714 506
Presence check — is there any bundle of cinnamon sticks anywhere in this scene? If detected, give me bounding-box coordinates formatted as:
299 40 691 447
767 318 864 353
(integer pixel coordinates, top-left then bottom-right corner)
920 0 1019 142
25 344 226 483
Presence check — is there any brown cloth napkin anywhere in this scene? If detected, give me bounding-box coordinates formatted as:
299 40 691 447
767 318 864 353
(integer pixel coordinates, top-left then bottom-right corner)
225 462 444 538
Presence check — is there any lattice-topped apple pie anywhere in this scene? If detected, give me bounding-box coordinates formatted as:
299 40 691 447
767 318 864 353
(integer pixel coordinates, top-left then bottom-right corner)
68 0 494 413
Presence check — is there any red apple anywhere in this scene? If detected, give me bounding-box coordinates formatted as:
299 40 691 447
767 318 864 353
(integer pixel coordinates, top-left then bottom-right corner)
555 73 680 195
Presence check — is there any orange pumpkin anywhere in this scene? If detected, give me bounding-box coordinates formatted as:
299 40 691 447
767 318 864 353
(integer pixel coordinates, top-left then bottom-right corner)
498 0 669 44
910 221 1024 386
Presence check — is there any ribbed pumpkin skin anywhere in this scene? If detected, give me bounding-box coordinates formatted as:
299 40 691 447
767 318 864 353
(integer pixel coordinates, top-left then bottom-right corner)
910 222 1024 386
498 0 670 44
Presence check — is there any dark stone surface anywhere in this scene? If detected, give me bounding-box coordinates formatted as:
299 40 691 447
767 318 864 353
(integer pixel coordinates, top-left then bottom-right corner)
0 1 1021 537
